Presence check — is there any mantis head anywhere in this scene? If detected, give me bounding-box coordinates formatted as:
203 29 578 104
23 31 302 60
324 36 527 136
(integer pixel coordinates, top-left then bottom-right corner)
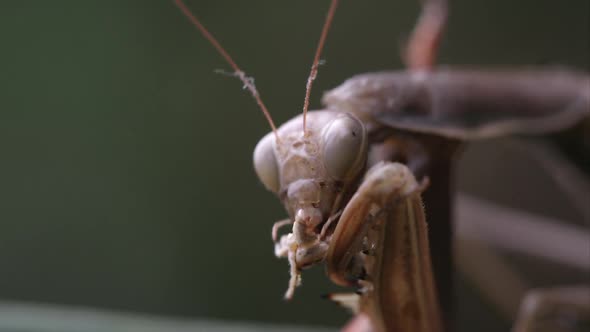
253 110 368 298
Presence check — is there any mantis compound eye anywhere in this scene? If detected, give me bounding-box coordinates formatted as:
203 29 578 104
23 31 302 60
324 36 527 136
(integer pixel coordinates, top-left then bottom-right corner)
322 113 368 181
253 132 280 193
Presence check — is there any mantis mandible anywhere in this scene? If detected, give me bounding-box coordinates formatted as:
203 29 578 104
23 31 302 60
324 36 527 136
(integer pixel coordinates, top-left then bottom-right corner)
173 0 590 331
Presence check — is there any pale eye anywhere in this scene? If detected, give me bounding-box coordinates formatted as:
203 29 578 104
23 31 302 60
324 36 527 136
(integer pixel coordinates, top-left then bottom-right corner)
253 132 280 193
322 113 367 180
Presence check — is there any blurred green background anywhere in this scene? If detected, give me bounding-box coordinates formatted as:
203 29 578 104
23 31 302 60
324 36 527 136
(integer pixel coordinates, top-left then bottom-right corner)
0 0 588 330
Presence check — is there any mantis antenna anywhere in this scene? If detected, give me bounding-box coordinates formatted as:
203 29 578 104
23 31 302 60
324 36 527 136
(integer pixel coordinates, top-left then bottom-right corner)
302 0 340 134
173 0 279 140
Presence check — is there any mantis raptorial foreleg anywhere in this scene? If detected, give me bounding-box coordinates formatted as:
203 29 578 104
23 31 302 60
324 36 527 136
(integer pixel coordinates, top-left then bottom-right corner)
326 161 442 332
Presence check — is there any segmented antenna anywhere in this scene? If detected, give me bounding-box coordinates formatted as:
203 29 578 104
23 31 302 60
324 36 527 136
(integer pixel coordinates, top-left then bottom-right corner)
405 0 448 70
173 0 279 139
302 0 340 134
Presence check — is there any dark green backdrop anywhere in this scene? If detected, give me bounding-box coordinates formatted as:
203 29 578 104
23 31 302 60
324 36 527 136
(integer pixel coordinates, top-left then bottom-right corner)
0 0 588 329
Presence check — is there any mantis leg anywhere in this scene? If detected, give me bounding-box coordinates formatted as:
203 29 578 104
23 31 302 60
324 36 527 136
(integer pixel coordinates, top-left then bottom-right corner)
272 218 292 242
325 161 442 332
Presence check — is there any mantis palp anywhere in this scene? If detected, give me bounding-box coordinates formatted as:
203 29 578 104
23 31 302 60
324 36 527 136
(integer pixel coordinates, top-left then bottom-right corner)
173 0 589 331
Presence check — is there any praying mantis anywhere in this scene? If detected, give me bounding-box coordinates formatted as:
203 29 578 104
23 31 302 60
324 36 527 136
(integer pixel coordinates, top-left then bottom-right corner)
173 0 589 331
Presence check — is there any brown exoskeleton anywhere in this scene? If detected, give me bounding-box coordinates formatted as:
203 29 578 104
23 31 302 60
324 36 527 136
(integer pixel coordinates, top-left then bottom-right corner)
174 0 589 331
